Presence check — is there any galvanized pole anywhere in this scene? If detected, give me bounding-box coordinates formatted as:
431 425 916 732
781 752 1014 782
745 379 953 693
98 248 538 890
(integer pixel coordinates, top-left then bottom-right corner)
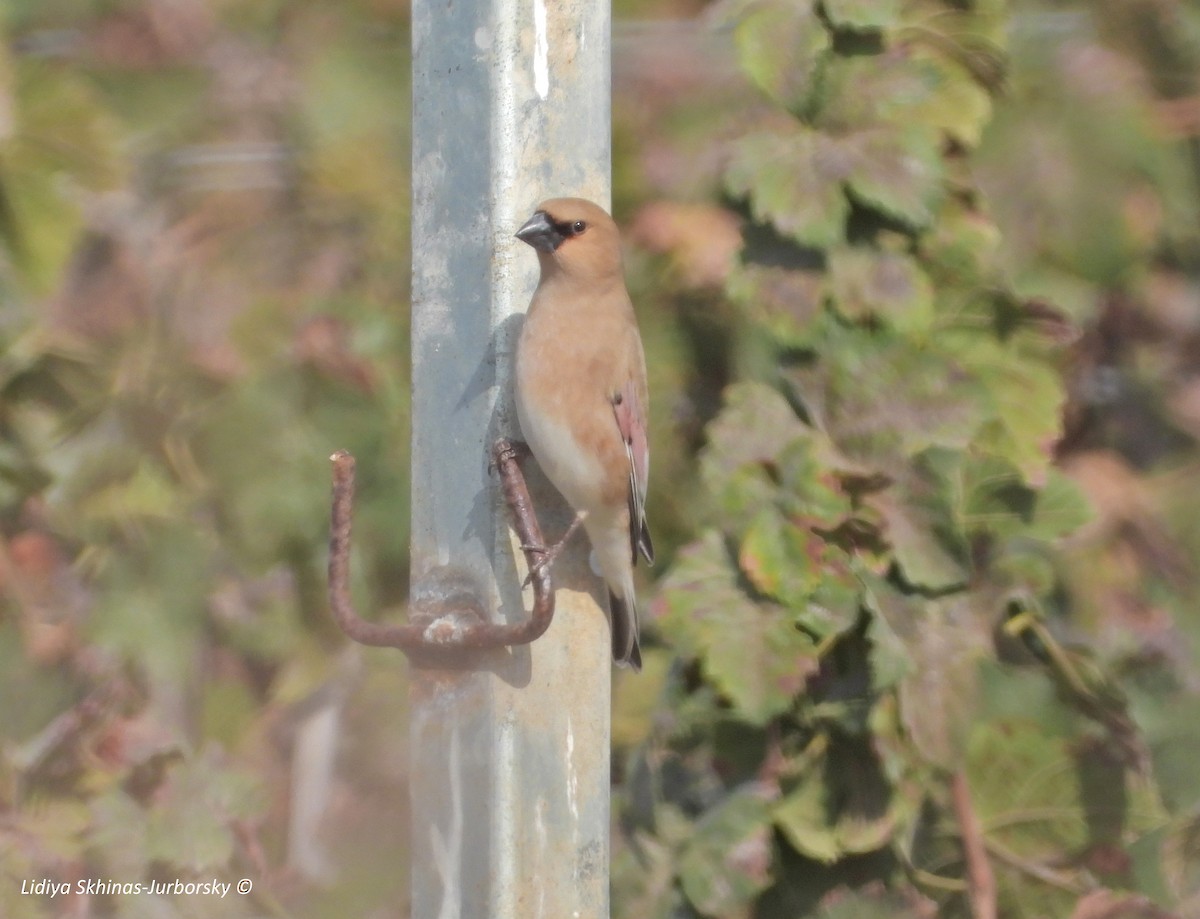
409 0 612 916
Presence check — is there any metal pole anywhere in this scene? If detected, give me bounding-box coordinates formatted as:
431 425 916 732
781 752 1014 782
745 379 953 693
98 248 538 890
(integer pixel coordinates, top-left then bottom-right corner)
409 0 612 915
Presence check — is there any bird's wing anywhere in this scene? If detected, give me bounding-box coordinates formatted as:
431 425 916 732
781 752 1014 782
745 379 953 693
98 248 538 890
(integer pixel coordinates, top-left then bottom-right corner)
613 377 654 567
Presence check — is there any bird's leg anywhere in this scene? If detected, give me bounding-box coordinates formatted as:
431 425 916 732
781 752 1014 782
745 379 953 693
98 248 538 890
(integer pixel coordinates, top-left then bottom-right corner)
521 511 587 587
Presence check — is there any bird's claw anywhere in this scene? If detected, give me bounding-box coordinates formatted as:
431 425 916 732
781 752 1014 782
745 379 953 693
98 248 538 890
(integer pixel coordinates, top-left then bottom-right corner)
520 541 564 587
518 510 585 587
490 438 531 474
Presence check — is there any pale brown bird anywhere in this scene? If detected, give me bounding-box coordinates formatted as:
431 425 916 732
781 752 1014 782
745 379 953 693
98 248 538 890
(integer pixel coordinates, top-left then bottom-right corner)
514 197 654 670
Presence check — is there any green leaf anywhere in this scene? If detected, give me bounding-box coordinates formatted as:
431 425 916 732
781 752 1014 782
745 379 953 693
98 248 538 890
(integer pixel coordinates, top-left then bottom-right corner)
144 748 264 872
864 602 912 692
90 790 150 878
801 565 863 643
1026 469 1092 540
740 508 817 608
732 0 830 113
919 200 1004 290
841 126 944 228
197 373 333 565
1144 696 1200 814
739 506 862 640
821 0 900 33
12 800 90 863
1126 828 1173 909
773 765 841 863
76 460 180 527
699 382 809 528
3 60 126 292
868 586 990 768
961 457 1091 542
827 246 934 331
899 618 987 769
726 261 826 348
725 127 850 249
960 337 1067 486
817 49 993 142
88 542 211 686
662 533 818 725
871 450 970 591
959 453 1036 539
679 784 776 916
702 383 808 480
774 737 897 864
784 327 985 467
737 432 849 573
1128 812 1200 908
967 720 1089 859
904 50 994 148
0 618 79 743
975 659 1077 740
988 546 1056 598
966 719 1090 916
775 436 851 526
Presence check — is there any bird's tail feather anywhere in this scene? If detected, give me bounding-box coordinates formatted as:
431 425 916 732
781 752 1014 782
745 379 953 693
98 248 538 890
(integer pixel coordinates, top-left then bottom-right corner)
609 590 642 671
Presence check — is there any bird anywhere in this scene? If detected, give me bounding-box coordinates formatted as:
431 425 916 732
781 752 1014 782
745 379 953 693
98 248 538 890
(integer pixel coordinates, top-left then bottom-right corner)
513 197 654 670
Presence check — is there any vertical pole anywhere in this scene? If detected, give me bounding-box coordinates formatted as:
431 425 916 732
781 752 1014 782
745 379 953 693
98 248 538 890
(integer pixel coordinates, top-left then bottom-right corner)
409 0 611 916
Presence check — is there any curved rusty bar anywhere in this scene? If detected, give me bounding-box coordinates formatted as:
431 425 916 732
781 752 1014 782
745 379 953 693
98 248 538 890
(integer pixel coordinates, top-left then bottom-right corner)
326 440 555 657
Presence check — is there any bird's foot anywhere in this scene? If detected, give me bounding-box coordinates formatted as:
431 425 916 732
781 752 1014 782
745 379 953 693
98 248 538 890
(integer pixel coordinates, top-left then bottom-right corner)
490 438 530 474
521 512 586 587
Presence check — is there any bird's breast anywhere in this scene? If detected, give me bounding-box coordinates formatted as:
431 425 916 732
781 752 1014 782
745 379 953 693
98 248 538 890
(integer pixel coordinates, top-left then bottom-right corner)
514 304 629 515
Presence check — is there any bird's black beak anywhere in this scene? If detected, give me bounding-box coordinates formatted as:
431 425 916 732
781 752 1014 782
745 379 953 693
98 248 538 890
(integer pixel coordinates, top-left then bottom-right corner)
515 211 564 253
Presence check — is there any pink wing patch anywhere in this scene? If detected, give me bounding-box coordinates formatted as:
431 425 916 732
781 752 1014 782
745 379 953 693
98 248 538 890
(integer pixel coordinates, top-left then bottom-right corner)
613 379 654 566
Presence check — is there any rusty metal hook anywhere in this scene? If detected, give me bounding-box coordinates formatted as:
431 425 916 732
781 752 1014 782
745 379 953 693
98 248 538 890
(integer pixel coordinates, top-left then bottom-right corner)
326 439 554 663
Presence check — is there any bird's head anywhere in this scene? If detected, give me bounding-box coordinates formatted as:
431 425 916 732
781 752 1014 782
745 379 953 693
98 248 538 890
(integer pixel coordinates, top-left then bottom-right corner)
515 197 622 280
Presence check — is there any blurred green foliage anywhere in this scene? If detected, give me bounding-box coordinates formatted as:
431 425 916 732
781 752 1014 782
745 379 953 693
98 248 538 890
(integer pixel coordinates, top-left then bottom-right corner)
1 2 412 916
1 0 1199 917
612 1 1200 917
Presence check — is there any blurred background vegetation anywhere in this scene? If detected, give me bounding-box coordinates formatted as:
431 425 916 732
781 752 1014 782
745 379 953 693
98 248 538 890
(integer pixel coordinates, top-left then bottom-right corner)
1 0 1199 917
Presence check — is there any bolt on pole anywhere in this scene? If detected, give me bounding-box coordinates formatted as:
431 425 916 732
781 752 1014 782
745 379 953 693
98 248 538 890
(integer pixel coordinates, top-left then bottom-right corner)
408 0 613 916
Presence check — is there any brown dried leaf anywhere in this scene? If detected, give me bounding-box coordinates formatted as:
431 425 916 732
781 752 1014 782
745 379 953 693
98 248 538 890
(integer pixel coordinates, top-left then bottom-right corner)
629 200 742 288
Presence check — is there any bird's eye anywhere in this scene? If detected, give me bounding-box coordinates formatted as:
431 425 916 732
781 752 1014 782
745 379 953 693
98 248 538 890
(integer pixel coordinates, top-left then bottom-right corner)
571 220 587 235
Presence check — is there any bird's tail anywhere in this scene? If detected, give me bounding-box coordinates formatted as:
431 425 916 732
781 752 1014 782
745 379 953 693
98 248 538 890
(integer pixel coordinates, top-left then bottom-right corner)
609 590 642 671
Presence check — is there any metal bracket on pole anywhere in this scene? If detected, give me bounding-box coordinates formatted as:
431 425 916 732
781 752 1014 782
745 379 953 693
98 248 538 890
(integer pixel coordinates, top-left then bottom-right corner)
326 442 556 666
